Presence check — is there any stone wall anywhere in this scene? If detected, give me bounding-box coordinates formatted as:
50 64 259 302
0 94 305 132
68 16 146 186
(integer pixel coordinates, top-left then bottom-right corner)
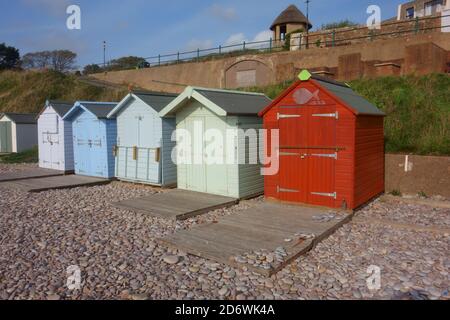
385 154 450 197
90 32 450 93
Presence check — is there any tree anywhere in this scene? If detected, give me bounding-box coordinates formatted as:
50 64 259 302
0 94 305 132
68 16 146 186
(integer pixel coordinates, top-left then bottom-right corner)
83 64 102 75
50 50 77 72
22 51 52 69
0 43 20 70
21 50 77 72
107 56 147 71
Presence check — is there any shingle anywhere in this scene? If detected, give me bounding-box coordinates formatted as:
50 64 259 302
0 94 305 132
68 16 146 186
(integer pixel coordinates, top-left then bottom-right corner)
2 113 37 124
80 102 118 119
195 89 272 115
313 78 385 116
133 92 177 112
48 100 74 118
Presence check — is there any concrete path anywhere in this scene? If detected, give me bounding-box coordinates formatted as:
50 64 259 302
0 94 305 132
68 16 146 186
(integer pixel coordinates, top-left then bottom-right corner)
113 189 238 220
0 175 111 192
0 167 65 182
161 202 353 276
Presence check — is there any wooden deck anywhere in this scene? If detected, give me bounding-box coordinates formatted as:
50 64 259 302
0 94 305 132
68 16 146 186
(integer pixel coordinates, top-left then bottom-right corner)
161 202 353 276
0 175 111 192
0 167 65 182
113 189 238 220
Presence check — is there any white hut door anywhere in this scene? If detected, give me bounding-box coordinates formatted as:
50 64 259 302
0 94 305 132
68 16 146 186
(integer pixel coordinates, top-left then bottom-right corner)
186 116 206 192
204 116 228 196
41 113 60 170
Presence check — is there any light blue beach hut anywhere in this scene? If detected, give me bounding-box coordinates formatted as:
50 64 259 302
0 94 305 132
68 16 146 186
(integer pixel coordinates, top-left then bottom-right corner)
107 91 177 186
63 101 118 178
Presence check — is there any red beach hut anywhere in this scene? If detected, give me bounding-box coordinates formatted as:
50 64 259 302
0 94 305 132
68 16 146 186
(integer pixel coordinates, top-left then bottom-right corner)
258 70 385 210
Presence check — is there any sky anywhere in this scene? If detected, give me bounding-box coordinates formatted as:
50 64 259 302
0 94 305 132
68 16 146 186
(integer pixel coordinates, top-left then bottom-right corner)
0 0 401 69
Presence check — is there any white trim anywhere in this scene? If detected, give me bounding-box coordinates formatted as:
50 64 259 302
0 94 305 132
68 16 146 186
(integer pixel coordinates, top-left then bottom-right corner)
158 86 227 117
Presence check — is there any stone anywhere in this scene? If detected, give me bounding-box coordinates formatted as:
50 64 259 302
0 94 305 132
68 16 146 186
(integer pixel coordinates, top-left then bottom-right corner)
163 255 180 265
218 287 229 296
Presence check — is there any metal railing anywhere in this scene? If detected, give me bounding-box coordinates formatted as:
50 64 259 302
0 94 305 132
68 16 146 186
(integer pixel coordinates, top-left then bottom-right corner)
96 14 449 70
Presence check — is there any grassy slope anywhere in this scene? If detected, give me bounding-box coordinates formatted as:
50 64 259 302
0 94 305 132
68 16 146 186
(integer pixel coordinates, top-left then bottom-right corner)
0 70 127 114
245 74 450 155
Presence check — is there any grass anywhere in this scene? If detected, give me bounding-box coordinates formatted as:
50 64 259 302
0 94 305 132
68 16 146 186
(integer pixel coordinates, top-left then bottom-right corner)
243 74 450 156
0 70 127 114
0 146 38 163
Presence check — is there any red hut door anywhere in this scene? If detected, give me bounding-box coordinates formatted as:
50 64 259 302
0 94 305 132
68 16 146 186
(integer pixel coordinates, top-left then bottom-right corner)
305 105 337 208
276 102 337 208
277 106 308 203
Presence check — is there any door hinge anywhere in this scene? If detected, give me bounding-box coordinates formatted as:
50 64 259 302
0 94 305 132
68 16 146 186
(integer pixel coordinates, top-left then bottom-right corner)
311 192 337 199
277 113 301 120
277 186 300 193
279 151 301 156
312 112 339 119
310 153 338 160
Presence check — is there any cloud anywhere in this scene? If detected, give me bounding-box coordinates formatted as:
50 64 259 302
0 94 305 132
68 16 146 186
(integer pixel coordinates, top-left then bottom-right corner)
252 30 273 42
186 39 214 51
223 30 273 49
209 4 238 21
224 33 246 46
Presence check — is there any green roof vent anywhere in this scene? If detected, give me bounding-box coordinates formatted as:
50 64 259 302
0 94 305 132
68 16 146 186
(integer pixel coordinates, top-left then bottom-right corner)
298 70 312 81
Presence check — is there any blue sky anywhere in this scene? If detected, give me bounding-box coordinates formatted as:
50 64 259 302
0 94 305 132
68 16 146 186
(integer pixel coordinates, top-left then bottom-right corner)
0 0 400 68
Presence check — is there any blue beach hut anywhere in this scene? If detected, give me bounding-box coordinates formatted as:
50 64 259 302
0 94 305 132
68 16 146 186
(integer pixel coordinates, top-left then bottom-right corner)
63 101 118 178
107 91 177 186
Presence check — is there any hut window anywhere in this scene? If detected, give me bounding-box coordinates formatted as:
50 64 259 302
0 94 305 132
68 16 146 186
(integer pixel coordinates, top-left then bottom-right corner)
280 25 287 40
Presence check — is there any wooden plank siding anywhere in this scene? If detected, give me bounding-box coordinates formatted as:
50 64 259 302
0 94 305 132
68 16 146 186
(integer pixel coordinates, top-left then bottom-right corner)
161 118 177 186
114 98 166 185
335 105 355 209
236 116 264 198
354 116 385 208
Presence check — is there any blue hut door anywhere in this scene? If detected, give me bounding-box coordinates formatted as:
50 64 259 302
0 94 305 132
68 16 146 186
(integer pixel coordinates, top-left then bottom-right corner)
75 118 92 175
136 114 160 184
92 122 105 177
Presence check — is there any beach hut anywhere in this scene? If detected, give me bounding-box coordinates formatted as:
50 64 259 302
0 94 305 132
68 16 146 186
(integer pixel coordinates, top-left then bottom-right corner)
63 101 118 178
107 91 177 186
159 86 271 199
0 113 38 153
37 100 74 172
258 70 385 210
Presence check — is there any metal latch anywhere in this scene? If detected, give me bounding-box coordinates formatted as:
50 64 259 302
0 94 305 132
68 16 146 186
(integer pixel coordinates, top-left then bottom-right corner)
277 186 300 193
311 192 337 199
277 113 301 120
312 112 339 119
309 153 338 160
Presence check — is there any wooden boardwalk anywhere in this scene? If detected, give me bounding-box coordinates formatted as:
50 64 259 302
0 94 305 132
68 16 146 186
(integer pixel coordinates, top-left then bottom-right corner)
113 189 238 220
161 202 353 276
0 167 65 182
0 175 111 192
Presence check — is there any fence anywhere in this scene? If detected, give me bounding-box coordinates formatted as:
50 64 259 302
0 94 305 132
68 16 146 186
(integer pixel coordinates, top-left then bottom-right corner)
97 14 449 70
